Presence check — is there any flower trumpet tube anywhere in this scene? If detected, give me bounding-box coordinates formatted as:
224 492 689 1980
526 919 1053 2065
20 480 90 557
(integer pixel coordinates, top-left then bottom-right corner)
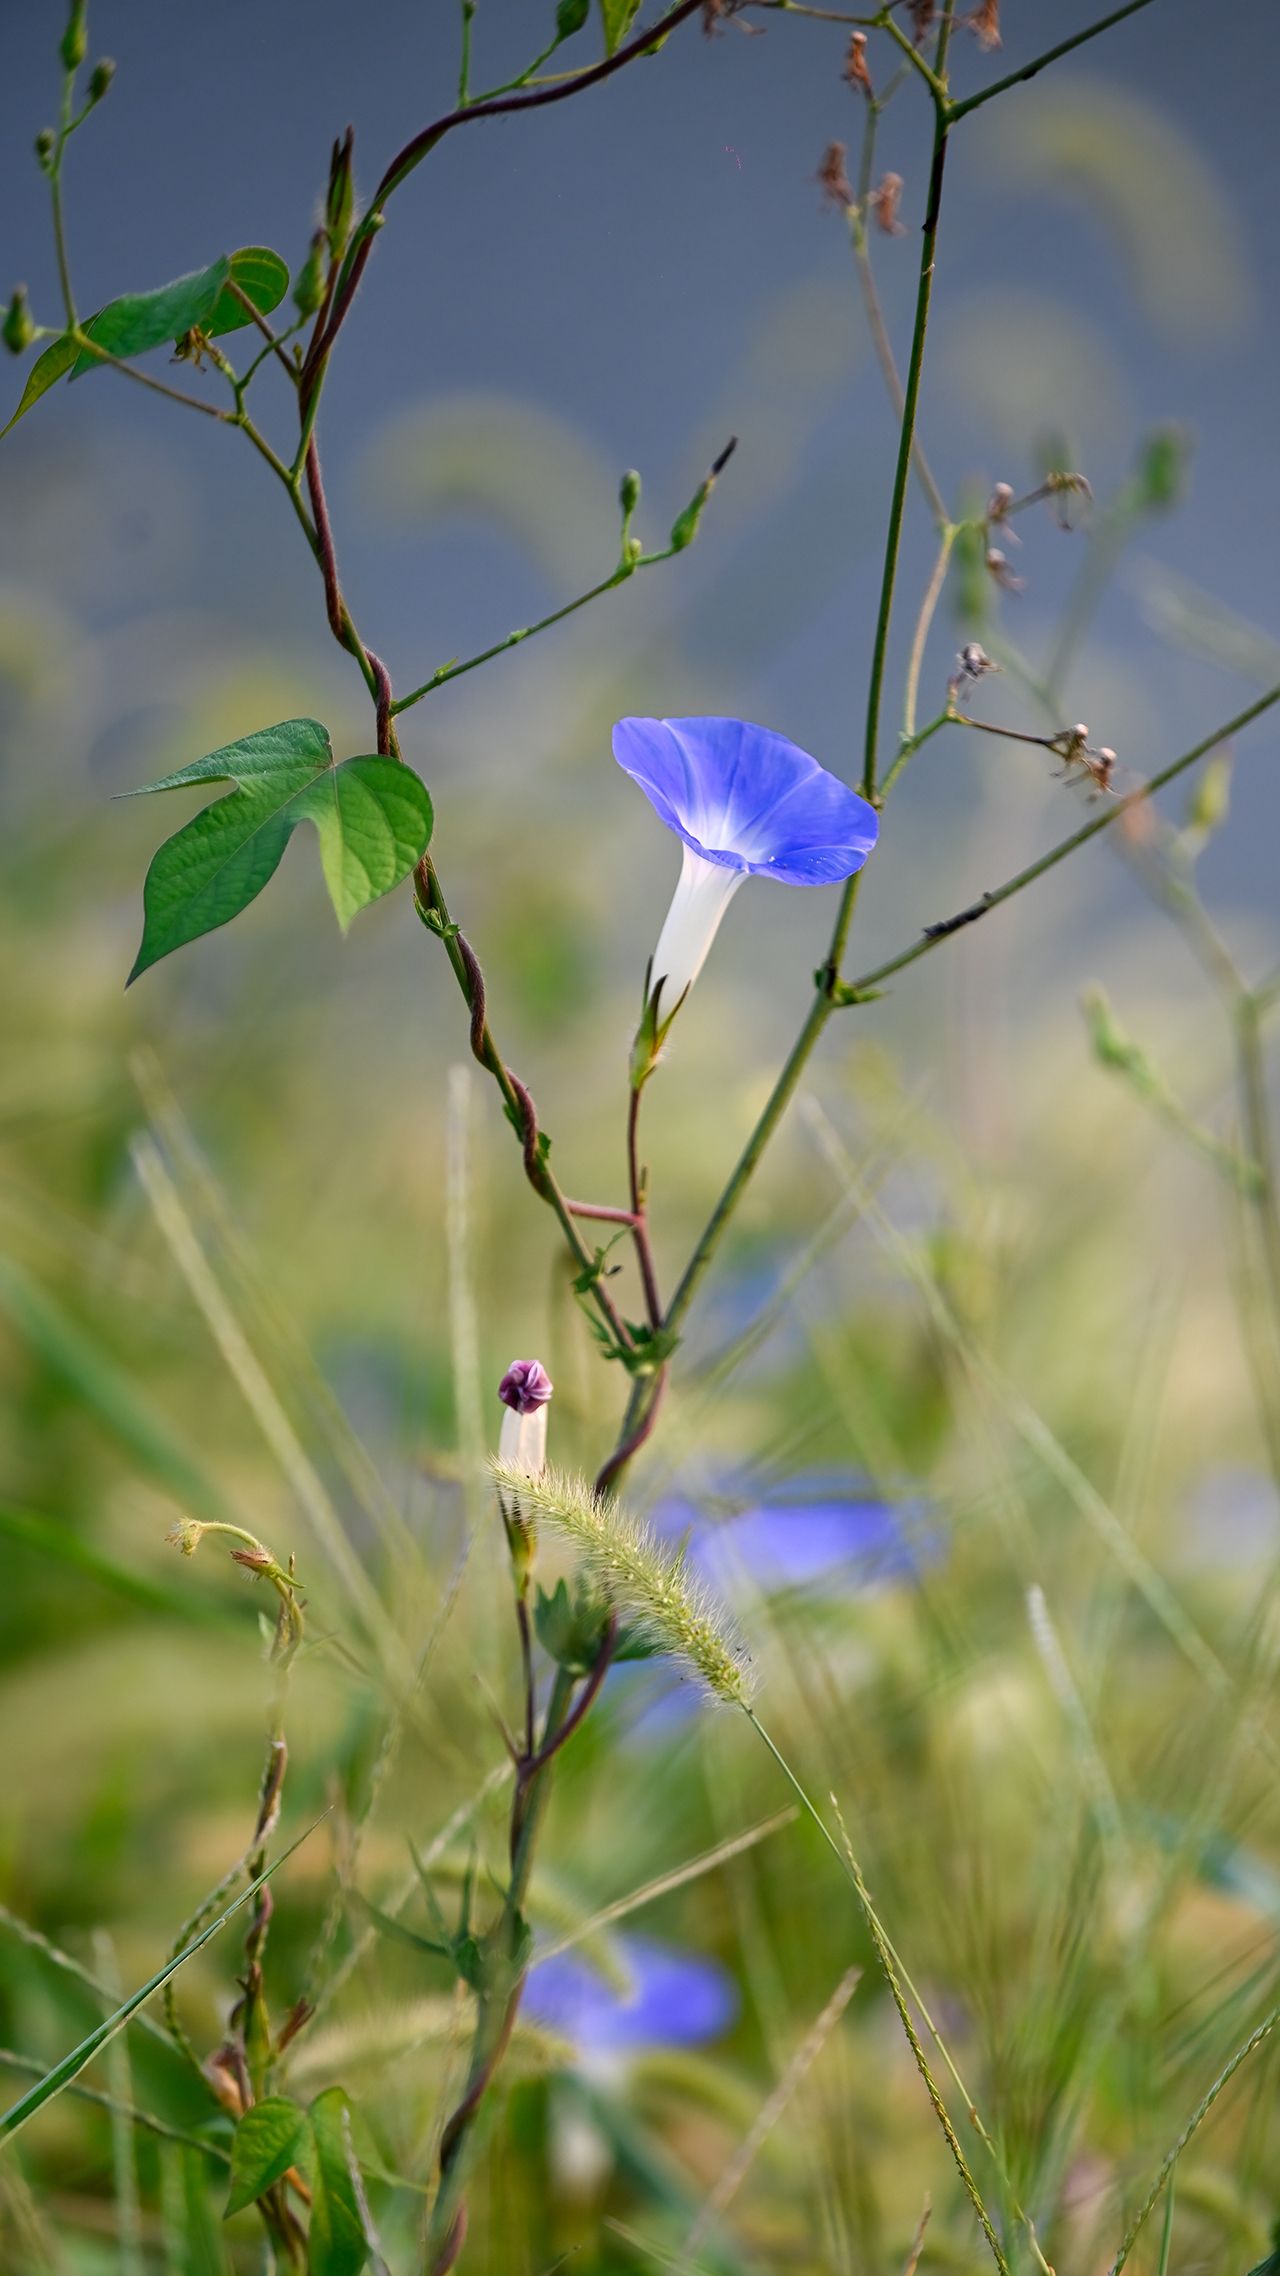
613 715 878 1066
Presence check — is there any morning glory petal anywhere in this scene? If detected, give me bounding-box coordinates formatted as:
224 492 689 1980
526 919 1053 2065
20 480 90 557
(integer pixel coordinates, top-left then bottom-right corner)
613 715 878 885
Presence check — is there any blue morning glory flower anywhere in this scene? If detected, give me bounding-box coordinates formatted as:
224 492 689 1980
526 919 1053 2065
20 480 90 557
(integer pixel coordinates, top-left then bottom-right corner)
524 1933 737 2056
612 716 879 1014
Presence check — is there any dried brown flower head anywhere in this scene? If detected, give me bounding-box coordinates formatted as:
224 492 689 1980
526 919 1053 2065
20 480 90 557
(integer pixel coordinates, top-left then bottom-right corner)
843 30 873 97
869 172 905 234
965 0 1002 50
817 140 854 210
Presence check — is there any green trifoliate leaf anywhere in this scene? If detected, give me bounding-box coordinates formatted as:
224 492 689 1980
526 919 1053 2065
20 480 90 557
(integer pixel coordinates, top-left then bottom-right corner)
68 245 289 378
125 718 434 981
2 331 78 438
226 2097 310 2218
306 2089 368 2276
599 0 642 55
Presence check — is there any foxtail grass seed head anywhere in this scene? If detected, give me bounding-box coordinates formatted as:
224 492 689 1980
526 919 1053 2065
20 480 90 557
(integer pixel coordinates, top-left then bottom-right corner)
489 1462 755 1707
498 1358 553 1475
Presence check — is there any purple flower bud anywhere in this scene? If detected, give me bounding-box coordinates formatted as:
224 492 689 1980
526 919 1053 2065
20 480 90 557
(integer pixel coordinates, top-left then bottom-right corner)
498 1359 554 1415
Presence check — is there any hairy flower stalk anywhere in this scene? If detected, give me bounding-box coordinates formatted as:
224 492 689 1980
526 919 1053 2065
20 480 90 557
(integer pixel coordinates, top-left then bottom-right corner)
489 1459 755 1706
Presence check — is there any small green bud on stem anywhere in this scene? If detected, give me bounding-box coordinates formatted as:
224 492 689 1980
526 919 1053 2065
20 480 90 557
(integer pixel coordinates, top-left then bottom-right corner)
326 126 355 259
35 128 56 171
293 229 329 317
60 0 88 72
87 57 116 105
3 287 35 356
668 434 737 553
619 468 641 518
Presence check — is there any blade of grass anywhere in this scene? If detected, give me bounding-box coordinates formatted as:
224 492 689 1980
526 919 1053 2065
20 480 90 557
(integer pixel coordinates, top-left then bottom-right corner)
0 1817 322 2146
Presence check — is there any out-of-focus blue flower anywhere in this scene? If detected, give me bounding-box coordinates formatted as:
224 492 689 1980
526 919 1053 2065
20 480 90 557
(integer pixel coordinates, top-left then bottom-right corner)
524 1933 737 2055
612 716 878 1012
610 1478 942 1742
656 1476 940 1595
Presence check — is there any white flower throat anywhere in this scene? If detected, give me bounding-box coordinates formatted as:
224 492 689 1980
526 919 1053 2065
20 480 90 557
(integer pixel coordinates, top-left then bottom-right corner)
650 844 746 1010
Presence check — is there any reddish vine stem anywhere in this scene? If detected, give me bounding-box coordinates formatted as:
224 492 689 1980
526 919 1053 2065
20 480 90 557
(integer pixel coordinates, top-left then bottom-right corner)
301 0 707 396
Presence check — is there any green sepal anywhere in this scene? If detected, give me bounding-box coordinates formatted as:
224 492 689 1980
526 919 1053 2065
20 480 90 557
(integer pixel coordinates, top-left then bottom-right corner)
535 1575 609 1675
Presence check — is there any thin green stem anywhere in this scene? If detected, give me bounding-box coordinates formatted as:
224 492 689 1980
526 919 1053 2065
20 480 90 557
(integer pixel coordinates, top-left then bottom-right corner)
458 0 476 104
881 13 948 100
423 1667 576 2271
664 987 834 1340
392 560 638 715
902 523 957 739
1237 992 1280 1344
1107 1997 1280 2275
743 1710 1026 2276
857 24 951 808
69 332 227 420
879 707 950 801
947 0 1161 122
835 686 1280 1004
845 178 948 528
50 71 78 327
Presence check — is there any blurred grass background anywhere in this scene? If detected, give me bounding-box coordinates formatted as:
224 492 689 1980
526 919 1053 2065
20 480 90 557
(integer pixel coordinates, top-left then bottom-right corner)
3 2 1280 2270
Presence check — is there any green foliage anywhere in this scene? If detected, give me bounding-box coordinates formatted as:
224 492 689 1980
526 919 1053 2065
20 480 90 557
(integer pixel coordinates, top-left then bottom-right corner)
1 329 77 436
598 0 642 57
125 718 434 980
0 1836 312 2146
557 0 591 36
226 2096 310 2217
68 245 288 378
306 2088 368 2276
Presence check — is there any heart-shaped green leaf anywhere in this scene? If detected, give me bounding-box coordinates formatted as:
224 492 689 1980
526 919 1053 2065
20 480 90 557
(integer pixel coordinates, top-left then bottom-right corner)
226 2097 310 2218
306 2089 368 2276
125 718 433 981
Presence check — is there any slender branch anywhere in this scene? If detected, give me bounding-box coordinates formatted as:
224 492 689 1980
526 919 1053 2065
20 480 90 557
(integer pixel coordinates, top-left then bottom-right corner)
662 687 1280 1348
304 0 707 387
68 332 228 420
857 60 950 809
1107 1995 1280 2275
844 123 948 528
627 1085 663 1330
836 686 1280 1002
881 14 949 100
392 560 645 715
946 0 1160 121
47 63 81 329
902 524 956 740
879 707 950 801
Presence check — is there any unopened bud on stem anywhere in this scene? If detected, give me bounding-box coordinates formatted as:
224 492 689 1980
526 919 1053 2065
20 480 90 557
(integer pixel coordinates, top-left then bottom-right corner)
3 288 35 355
60 0 88 72
87 57 115 105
